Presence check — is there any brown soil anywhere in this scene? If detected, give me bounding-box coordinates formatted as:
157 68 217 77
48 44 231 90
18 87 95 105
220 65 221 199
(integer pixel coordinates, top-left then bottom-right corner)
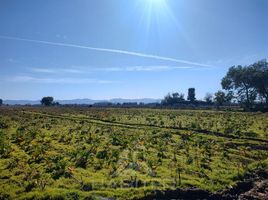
137 170 268 200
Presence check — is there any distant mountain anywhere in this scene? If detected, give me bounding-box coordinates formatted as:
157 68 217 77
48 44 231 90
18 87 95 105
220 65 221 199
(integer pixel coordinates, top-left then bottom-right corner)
57 99 100 105
3 98 161 105
109 98 161 104
3 100 41 105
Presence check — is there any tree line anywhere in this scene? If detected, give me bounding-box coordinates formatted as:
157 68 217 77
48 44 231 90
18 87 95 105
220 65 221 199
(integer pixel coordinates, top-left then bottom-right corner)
162 59 268 110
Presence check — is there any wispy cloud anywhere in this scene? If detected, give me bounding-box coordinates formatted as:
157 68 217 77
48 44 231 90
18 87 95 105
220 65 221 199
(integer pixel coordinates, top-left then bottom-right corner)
0 35 211 67
95 66 193 72
30 65 195 74
8 76 116 84
63 69 84 73
30 68 84 74
30 68 57 73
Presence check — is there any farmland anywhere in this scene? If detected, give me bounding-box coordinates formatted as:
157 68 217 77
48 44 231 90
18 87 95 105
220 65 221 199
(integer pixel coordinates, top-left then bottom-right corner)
0 106 267 200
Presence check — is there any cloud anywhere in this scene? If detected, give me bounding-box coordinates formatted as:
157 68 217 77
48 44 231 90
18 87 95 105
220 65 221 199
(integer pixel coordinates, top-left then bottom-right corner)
63 69 84 73
30 65 195 74
96 66 193 72
30 68 84 74
30 68 57 73
0 35 211 67
8 76 116 84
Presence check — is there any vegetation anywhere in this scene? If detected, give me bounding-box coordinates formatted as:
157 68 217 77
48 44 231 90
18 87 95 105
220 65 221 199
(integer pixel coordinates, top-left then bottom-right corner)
161 92 185 105
0 106 267 199
214 90 233 107
187 88 196 102
41 97 54 106
204 93 213 104
222 59 268 108
161 60 267 111
0 99 2 106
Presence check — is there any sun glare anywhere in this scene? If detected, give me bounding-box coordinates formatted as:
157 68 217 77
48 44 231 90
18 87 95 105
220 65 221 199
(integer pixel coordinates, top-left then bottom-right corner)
149 0 165 3
147 0 166 8
136 0 192 51
137 0 173 30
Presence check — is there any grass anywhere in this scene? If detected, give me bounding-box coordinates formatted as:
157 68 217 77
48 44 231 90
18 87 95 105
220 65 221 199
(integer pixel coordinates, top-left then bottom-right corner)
0 106 267 199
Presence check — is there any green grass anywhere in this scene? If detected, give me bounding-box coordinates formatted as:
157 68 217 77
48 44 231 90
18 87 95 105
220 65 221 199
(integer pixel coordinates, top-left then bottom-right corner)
0 107 267 199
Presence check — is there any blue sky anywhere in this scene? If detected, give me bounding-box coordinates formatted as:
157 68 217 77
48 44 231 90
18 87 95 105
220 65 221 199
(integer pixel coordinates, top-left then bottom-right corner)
0 0 267 100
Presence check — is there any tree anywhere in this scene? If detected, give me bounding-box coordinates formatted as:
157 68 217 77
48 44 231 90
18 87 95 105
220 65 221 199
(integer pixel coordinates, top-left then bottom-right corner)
161 93 172 105
187 88 196 102
225 91 234 103
41 97 54 106
222 65 256 108
250 60 268 104
0 99 2 106
222 60 268 108
53 102 60 106
172 92 185 102
161 92 185 105
214 91 226 106
204 93 213 103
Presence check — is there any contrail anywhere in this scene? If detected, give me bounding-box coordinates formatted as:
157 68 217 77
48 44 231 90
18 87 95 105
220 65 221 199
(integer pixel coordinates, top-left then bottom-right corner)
0 35 210 67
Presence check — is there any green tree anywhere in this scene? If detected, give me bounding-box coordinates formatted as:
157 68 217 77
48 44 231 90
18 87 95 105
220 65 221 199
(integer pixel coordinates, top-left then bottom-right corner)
41 97 54 106
187 88 196 102
162 92 185 105
172 92 185 102
161 93 173 105
221 65 257 108
250 60 268 104
214 90 226 106
0 99 2 106
204 93 213 103
225 91 234 103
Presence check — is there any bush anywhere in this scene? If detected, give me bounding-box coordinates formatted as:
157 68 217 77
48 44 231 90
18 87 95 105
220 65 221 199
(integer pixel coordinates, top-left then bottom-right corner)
96 150 108 160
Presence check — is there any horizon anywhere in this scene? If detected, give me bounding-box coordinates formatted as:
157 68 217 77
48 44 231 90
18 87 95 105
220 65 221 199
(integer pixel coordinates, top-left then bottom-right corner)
1 0 267 100
3 97 161 101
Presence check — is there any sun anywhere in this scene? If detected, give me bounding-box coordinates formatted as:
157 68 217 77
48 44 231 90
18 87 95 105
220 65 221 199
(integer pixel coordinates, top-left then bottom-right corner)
147 0 166 7
138 0 167 10
152 0 166 3
138 0 168 17
149 0 165 3
137 0 170 25
136 0 182 39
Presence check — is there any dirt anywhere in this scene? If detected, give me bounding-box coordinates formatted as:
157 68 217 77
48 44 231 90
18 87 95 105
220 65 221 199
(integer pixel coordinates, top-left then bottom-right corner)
239 180 268 200
137 170 268 200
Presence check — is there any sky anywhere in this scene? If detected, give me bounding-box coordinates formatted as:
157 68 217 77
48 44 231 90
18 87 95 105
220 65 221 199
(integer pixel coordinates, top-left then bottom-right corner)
0 0 267 100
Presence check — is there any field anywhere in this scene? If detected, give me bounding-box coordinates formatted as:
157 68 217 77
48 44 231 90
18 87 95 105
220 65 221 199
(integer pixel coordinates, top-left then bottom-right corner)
0 107 268 200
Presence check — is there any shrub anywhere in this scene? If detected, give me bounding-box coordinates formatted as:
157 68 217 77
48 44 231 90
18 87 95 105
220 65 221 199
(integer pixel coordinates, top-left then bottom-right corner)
96 150 108 160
